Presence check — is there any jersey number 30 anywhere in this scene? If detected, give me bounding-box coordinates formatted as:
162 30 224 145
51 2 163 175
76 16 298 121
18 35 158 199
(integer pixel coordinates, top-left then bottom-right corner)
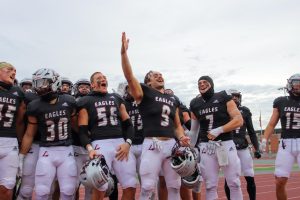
46 118 68 141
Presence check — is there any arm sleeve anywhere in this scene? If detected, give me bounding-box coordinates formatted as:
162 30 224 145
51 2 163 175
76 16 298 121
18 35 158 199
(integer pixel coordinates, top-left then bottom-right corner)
78 125 91 148
245 110 259 150
187 119 200 147
121 118 135 141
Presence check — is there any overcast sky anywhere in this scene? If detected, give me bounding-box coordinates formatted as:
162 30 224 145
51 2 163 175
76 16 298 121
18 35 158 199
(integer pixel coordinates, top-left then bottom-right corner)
1 0 299 130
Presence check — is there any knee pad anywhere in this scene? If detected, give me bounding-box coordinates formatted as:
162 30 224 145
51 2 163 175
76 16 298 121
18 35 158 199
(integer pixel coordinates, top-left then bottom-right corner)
60 193 74 200
141 188 155 199
165 178 181 189
121 177 137 189
19 186 34 198
226 177 241 188
141 174 157 191
36 185 51 196
60 184 77 196
205 179 218 190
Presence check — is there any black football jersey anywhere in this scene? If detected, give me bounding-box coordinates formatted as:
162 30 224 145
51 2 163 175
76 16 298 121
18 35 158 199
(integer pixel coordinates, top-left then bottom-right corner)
0 86 24 138
24 91 41 142
177 97 190 125
190 90 233 143
124 99 144 145
138 84 180 138
274 96 300 138
233 106 258 150
77 92 124 141
27 94 76 147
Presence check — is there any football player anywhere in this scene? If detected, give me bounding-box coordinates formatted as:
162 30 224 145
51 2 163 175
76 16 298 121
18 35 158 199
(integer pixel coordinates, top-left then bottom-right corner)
0 62 26 200
51 76 74 200
189 76 244 200
77 72 137 200
17 85 40 200
262 74 300 200
73 78 91 98
19 68 78 200
158 88 196 200
121 32 190 200
118 82 144 175
60 77 73 95
224 89 261 200
72 78 92 200
19 78 33 92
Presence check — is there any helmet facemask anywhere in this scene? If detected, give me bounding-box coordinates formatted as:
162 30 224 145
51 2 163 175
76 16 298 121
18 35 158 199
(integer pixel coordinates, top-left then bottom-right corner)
227 89 242 106
171 143 198 177
32 68 62 97
33 78 53 96
287 75 300 96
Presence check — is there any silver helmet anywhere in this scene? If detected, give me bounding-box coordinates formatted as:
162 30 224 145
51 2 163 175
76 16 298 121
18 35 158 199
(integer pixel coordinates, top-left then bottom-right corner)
287 74 300 95
32 68 61 96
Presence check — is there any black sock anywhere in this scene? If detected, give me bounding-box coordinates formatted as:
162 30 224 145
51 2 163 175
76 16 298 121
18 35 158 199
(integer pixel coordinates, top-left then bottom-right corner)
245 176 256 200
224 179 230 200
109 175 119 200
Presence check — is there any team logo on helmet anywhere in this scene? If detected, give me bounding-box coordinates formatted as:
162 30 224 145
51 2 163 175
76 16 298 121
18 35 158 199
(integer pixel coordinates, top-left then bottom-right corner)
170 143 198 177
32 68 61 96
79 155 113 191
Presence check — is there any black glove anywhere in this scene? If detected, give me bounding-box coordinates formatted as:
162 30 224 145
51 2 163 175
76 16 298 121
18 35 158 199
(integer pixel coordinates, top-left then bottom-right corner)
254 150 262 159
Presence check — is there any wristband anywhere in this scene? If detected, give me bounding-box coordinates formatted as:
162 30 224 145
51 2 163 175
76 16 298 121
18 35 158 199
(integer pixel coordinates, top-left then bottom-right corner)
19 154 25 160
126 138 132 146
87 145 94 152
210 126 224 137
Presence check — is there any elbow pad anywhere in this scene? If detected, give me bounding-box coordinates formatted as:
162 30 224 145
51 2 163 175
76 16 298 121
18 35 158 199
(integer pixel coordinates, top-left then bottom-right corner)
78 125 91 148
121 119 134 141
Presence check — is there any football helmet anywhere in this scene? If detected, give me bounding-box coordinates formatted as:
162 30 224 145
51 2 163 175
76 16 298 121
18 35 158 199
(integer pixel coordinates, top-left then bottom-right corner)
32 68 61 96
79 155 113 190
170 143 198 177
19 78 32 87
181 166 202 188
73 78 91 96
116 81 132 100
227 89 242 105
61 77 73 87
116 82 128 97
287 74 300 96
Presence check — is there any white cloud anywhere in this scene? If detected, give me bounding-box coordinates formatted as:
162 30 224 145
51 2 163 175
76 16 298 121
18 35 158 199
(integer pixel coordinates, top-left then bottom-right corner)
1 0 299 130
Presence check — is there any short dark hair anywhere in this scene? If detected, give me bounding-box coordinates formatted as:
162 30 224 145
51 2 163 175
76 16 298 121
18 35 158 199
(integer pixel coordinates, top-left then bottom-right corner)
144 70 154 84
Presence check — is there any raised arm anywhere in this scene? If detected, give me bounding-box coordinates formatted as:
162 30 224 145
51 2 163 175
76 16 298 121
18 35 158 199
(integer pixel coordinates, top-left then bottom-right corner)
121 32 143 104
